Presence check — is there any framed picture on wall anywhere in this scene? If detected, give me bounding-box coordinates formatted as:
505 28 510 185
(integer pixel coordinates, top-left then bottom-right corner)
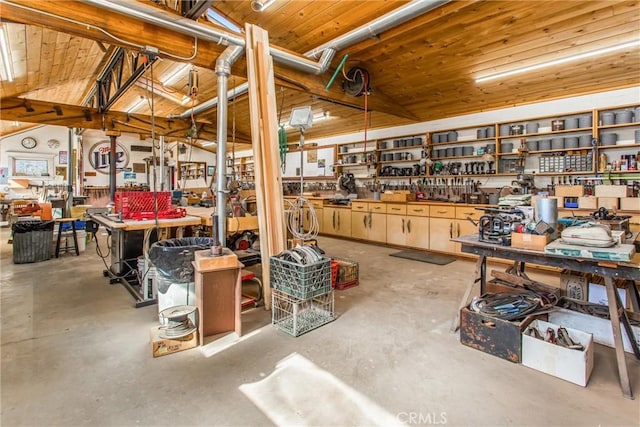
207 165 215 177
59 151 68 165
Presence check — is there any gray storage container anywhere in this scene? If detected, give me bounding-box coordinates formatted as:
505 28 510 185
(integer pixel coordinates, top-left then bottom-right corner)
445 147 454 157
499 124 511 136
601 133 617 146
477 128 487 139
578 115 592 128
462 146 474 156
453 146 463 156
564 117 579 129
635 130 640 143
447 131 458 142
526 140 538 151
579 134 593 147
565 136 579 148
538 139 551 150
601 112 615 126
615 110 633 124
487 126 496 138
525 122 539 134
551 137 564 149
486 143 496 153
501 142 514 153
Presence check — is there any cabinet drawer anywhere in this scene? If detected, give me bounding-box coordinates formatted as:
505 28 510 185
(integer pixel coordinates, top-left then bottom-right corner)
386 204 406 215
370 203 387 214
430 205 455 218
407 205 428 216
351 201 368 211
456 207 483 220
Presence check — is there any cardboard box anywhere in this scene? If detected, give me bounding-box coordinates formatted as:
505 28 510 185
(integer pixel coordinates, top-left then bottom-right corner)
549 307 640 354
511 232 551 251
560 272 588 300
554 185 584 198
522 319 594 387
578 196 598 210
380 191 416 202
620 197 640 211
150 326 198 358
460 304 540 363
597 197 619 210
594 185 628 198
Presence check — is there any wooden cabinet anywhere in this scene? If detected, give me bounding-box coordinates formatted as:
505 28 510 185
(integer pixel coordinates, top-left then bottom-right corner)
351 202 386 242
405 215 430 250
323 207 351 237
429 205 456 253
386 204 429 249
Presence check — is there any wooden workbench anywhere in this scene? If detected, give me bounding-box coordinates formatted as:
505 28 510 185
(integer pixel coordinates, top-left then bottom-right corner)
184 206 259 233
452 234 640 399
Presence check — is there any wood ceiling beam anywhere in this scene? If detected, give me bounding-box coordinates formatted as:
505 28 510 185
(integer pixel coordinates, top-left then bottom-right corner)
2 0 418 121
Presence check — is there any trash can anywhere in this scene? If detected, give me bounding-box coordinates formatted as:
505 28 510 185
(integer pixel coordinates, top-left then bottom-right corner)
12 220 54 264
149 237 214 322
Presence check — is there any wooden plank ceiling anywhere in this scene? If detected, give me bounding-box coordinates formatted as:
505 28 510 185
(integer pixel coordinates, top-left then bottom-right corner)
1 0 638 149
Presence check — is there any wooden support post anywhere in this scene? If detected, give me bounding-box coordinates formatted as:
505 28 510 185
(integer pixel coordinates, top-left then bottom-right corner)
604 276 634 399
245 24 287 310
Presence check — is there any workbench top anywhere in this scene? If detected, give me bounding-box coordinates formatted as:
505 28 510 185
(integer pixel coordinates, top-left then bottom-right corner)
90 213 202 231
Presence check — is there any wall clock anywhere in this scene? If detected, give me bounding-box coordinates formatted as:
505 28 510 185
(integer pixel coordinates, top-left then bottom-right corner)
21 137 38 149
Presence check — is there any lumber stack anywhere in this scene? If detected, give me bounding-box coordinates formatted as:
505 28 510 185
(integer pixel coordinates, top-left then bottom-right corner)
245 24 287 309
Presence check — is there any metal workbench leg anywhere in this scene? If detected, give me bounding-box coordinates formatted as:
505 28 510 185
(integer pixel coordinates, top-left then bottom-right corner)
605 276 634 399
451 254 486 333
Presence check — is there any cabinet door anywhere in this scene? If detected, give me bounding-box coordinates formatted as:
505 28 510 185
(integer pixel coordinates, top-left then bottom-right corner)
368 212 387 242
351 211 369 240
455 219 479 256
322 208 337 235
429 217 456 253
303 207 323 233
406 216 430 250
337 209 352 237
386 215 407 246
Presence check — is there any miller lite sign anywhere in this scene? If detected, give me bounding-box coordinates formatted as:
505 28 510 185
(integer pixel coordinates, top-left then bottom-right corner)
88 141 130 174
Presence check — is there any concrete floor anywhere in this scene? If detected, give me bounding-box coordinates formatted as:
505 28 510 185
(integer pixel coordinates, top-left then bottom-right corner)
1 228 639 426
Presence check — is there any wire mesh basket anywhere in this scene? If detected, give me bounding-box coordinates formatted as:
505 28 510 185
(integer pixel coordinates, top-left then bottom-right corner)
334 258 359 290
271 289 335 337
270 256 331 299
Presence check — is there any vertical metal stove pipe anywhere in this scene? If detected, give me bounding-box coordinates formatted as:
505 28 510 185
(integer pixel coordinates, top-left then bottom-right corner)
159 135 165 191
215 45 244 246
66 128 74 215
109 134 117 205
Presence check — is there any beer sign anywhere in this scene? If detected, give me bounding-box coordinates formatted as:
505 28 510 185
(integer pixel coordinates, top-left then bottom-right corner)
88 140 130 174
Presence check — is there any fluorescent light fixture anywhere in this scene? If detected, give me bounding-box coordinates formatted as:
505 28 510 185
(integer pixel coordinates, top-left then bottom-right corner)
0 25 14 82
201 141 217 147
206 9 242 33
136 77 193 106
161 63 191 86
126 97 146 113
476 40 640 83
12 121 20 127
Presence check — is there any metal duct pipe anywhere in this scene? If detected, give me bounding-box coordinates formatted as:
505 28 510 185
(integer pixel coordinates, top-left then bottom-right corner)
169 0 448 118
215 46 244 246
171 82 249 119
85 0 448 76
305 0 449 58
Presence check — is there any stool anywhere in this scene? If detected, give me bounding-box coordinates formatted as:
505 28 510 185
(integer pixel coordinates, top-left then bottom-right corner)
55 218 79 257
